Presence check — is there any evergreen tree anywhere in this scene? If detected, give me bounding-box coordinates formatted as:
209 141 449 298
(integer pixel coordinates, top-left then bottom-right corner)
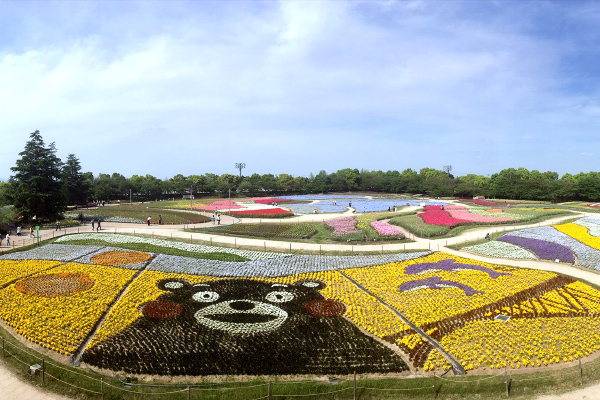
62 154 90 205
8 130 65 221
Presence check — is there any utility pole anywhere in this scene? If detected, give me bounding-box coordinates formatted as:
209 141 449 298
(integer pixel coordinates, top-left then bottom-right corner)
190 186 193 208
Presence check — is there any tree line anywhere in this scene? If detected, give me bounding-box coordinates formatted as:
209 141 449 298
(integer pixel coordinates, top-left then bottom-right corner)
1 131 599 222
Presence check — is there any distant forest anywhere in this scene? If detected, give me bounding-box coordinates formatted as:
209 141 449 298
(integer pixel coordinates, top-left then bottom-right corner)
82 167 600 203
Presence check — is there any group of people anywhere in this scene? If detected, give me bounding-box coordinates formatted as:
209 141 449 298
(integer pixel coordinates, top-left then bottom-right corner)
147 215 163 226
212 213 221 225
91 219 102 231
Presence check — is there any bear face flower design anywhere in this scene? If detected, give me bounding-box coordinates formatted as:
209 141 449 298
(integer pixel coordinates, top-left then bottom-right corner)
147 279 331 335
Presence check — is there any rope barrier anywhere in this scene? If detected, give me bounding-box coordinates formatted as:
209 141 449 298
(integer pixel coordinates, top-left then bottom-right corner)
44 359 103 381
358 385 434 391
271 387 352 397
4 351 31 367
191 382 269 391
44 372 103 394
102 380 188 394
437 370 505 382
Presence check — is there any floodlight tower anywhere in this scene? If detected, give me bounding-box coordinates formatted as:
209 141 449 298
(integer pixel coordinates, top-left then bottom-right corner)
235 162 246 178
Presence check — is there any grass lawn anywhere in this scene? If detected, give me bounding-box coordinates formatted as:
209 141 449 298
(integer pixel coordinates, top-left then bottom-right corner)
65 205 210 224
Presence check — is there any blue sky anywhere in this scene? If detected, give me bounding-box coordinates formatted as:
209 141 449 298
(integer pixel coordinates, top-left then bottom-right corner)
1 0 599 180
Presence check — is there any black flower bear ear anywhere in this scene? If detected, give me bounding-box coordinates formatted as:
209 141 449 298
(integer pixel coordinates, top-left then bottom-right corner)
294 280 326 291
157 279 192 292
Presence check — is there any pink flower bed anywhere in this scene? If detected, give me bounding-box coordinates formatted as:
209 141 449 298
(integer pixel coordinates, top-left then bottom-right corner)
229 208 293 216
250 198 287 204
325 217 362 236
447 208 514 223
460 199 503 207
370 221 404 236
418 206 470 226
195 200 246 211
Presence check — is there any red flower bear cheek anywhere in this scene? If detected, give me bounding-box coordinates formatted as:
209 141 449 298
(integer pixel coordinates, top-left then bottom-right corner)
304 299 347 317
141 300 184 319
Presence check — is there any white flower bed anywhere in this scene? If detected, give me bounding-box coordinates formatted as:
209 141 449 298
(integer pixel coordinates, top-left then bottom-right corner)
509 226 600 270
575 218 600 237
147 251 433 277
56 233 282 261
0 244 104 262
463 241 536 259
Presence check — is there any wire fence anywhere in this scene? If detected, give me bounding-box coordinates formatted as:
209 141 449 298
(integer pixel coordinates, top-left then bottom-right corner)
0 334 592 400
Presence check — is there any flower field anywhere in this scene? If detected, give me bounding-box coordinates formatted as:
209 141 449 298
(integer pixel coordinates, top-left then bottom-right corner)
203 222 317 239
2 238 600 376
463 217 600 271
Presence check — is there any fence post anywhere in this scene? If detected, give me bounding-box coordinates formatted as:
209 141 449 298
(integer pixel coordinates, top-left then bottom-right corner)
264 242 266 251
187 386 191 400
101 378 104 400
505 366 509 397
433 372 436 395
1 337 3 358
268 381 272 400
42 359 45 384
289 243 291 253
353 371 357 400
235 238 237 248
191 235 192 244
579 358 583 385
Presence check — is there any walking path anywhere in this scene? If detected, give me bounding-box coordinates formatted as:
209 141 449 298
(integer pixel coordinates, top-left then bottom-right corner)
1 209 600 399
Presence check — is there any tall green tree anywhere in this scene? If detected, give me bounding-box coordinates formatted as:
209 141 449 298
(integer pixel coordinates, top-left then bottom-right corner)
62 154 90 205
8 130 65 221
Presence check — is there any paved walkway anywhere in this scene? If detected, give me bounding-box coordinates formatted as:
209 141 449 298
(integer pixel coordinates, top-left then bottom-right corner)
1 209 600 399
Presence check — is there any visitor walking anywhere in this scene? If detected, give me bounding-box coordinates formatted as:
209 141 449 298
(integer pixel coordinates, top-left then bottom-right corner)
92 219 95 231
56 219 61 231
147 216 152 226
30 226 34 237
5 233 9 246
97 220 102 231
212 215 215 224
217 215 221 225
158 215 162 225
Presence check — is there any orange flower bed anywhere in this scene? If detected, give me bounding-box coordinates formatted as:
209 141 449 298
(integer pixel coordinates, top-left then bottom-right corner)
91 250 151 266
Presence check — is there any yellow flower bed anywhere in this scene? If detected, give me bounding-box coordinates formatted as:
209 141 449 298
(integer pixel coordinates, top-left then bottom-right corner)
0 262 136 355
554 223 600 250
0 260 61 287
266 271 409 338
425 316 600 371
88 270 220 348
342 252 556 328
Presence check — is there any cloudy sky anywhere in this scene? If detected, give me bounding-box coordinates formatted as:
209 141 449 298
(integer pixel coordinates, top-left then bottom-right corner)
1 0 599 181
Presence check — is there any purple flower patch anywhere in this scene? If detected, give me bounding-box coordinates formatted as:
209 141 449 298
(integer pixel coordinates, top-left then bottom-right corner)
397 277 483 296
498 235 575 263
404 259 511 279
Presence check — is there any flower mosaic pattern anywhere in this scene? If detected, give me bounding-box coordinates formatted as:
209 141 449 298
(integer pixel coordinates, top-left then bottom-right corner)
510 226 600 270
463 241 537 260
3 241 600 374
498 235 575 263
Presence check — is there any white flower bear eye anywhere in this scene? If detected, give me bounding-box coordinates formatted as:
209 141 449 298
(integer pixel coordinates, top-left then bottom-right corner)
164 281 185 290
266 291 294 303
192 291 220 303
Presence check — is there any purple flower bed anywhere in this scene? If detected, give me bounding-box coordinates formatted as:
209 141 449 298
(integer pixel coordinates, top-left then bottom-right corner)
498 235 575 263
325 217 362 236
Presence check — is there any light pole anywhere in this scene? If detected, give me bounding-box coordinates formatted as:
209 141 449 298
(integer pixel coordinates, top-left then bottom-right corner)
235 162 246 178
190 186 193 209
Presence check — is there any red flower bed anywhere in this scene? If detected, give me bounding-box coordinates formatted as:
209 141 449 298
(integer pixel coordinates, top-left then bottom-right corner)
230 208 294 216
418 206 470 226
460 199 503 207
